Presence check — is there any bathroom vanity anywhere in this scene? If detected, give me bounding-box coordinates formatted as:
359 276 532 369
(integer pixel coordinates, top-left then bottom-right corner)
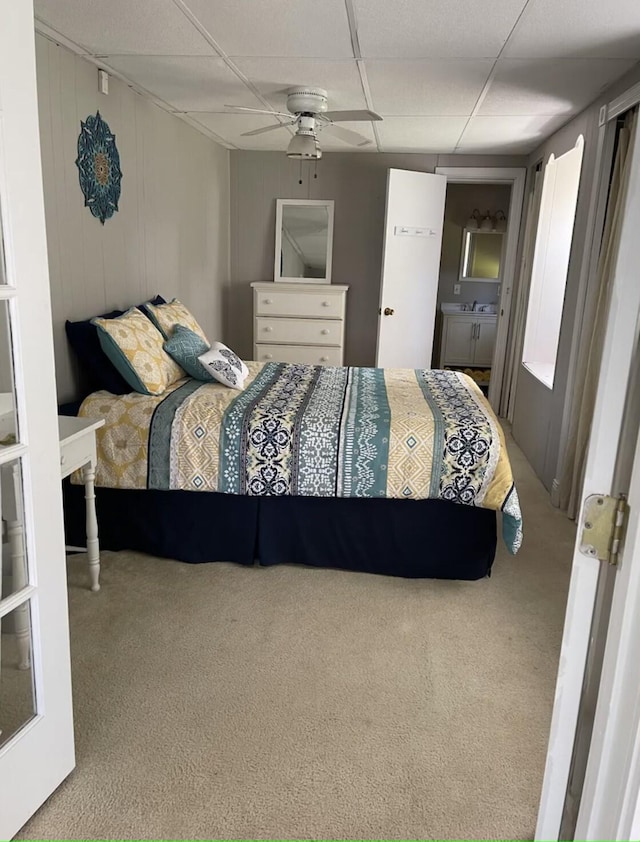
439 303 497 377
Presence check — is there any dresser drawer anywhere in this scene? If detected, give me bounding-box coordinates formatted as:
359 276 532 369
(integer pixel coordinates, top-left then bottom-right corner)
255 344 343 366
255 288 345 319
255 317 342 346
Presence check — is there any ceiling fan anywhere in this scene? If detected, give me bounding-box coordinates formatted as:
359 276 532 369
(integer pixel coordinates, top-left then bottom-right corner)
225 86 382 158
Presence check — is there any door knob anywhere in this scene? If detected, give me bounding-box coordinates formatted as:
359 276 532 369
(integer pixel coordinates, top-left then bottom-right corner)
384 307 395 316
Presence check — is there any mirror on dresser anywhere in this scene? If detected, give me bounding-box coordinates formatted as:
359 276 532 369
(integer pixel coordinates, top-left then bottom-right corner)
275 199 334 284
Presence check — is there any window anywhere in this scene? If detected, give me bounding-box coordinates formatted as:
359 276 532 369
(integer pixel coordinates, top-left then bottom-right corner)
522 135 584 389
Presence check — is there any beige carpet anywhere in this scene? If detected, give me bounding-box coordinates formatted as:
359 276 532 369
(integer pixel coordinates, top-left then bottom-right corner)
16 429 575 840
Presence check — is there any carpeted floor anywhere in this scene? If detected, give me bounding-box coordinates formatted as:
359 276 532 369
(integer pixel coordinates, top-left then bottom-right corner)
16 429 575 840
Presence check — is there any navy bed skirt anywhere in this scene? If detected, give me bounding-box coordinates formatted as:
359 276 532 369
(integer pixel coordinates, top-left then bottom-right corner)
62 481 498 580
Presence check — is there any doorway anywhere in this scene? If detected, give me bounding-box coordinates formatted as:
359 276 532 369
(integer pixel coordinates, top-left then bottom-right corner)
434 181 513 400
435 167 526 411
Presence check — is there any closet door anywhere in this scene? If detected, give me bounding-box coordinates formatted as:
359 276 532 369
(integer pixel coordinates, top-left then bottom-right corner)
0 2 74 838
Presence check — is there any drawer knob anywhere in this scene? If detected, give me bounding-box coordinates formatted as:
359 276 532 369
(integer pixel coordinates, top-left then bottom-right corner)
264 353 273 360
322 301 330 307
321 329 330 335
320 356 329 362
264 326 273 332
60 454 66 465
264 299 273 305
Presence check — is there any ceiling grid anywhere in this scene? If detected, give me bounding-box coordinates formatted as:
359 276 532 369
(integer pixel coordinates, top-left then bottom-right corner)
33 0 640 154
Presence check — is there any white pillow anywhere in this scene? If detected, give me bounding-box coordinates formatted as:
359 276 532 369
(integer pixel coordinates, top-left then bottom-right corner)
198 342 248 390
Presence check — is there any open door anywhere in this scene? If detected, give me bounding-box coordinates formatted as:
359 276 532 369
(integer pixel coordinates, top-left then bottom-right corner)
376 169 446 369
0 2 75 837
535 107 640 840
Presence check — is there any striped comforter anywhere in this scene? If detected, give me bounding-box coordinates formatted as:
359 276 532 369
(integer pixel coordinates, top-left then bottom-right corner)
79 362 523 553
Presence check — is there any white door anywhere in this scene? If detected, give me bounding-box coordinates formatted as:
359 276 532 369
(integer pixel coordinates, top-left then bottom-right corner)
535 108 640 839
0 2 75 838
376 169 446 368
473 319 497 366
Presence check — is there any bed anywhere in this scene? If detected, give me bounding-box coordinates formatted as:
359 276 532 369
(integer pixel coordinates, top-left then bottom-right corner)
62 359 522 580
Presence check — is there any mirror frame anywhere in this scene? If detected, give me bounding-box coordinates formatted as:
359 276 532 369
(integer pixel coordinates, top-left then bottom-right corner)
274 198 335 284
459 228 504 284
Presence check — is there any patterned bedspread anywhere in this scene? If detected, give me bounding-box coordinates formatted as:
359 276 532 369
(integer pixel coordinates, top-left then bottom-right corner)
79 362 523 553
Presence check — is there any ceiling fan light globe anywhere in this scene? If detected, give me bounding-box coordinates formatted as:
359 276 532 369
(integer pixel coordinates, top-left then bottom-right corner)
287 133 320 159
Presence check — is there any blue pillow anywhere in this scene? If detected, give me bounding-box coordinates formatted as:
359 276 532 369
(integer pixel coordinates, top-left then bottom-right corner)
65 295 165 395
163 325 214 382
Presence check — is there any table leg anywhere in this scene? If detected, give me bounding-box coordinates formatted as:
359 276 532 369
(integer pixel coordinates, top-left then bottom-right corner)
82 463 100 592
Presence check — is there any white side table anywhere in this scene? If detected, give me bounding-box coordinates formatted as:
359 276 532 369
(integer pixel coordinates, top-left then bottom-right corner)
58 416 105 592
0 416 105 675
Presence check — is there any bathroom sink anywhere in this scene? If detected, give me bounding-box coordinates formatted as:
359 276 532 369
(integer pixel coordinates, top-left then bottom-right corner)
441 302 497 315
441 303 472 314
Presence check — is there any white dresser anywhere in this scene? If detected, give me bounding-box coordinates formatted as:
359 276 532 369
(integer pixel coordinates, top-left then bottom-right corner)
252 282 349 365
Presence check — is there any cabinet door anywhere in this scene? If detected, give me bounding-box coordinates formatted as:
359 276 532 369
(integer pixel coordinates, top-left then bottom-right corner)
474 319 497 365
443 317 475 365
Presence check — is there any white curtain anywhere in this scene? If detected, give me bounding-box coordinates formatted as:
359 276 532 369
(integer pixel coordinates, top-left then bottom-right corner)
558 109 638 517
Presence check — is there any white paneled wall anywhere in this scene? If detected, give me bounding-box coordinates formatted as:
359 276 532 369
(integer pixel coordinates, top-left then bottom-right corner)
35 35 230 402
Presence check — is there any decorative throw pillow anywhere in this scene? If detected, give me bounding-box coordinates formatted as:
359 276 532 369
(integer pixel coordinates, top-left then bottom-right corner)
65 295 166 395
92 307 185 395
163 325 215 382
143 298 208 343
198 342 248 390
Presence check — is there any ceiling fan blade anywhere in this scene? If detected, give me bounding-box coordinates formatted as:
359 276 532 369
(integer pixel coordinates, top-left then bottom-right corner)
321 123 373 147
224 104 292 118
323 109 382 122
240 122 292 137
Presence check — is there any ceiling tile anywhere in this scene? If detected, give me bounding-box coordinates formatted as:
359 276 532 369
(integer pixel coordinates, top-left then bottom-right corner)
104 56 264 112
480 58 637 116
184 0 353 58
34 0 214 55
354 0 527 58
187 113 293 150
232 58 367 112
376 117 468 152
366 59 493 115
504 0 640 58
456 115 568 154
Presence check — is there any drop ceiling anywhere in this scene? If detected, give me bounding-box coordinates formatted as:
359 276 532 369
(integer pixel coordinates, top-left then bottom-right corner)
34 0 640 154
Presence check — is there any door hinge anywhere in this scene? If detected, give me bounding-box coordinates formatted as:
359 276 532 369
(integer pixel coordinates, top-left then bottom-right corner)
579 493 628 566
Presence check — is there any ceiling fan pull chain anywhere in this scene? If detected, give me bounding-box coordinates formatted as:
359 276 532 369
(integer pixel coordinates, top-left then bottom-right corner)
298 158 303 186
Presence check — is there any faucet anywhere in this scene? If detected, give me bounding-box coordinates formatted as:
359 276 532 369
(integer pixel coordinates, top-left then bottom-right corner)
472 300 478 312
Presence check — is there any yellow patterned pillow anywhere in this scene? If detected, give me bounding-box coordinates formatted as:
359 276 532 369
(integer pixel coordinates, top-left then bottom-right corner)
92 307 185 396
143 298 208 343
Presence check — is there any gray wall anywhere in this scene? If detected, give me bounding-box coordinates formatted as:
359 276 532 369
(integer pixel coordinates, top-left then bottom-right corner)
36 35 230 402
512 61 640 490
438 182 512 308
230 151 526 366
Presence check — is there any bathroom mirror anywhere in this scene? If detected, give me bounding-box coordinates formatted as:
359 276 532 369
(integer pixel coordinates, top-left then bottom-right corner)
459 229 503 283
275 199 334 284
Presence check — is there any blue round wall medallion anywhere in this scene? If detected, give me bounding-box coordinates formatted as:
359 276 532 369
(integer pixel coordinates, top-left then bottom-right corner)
75 111 122 224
